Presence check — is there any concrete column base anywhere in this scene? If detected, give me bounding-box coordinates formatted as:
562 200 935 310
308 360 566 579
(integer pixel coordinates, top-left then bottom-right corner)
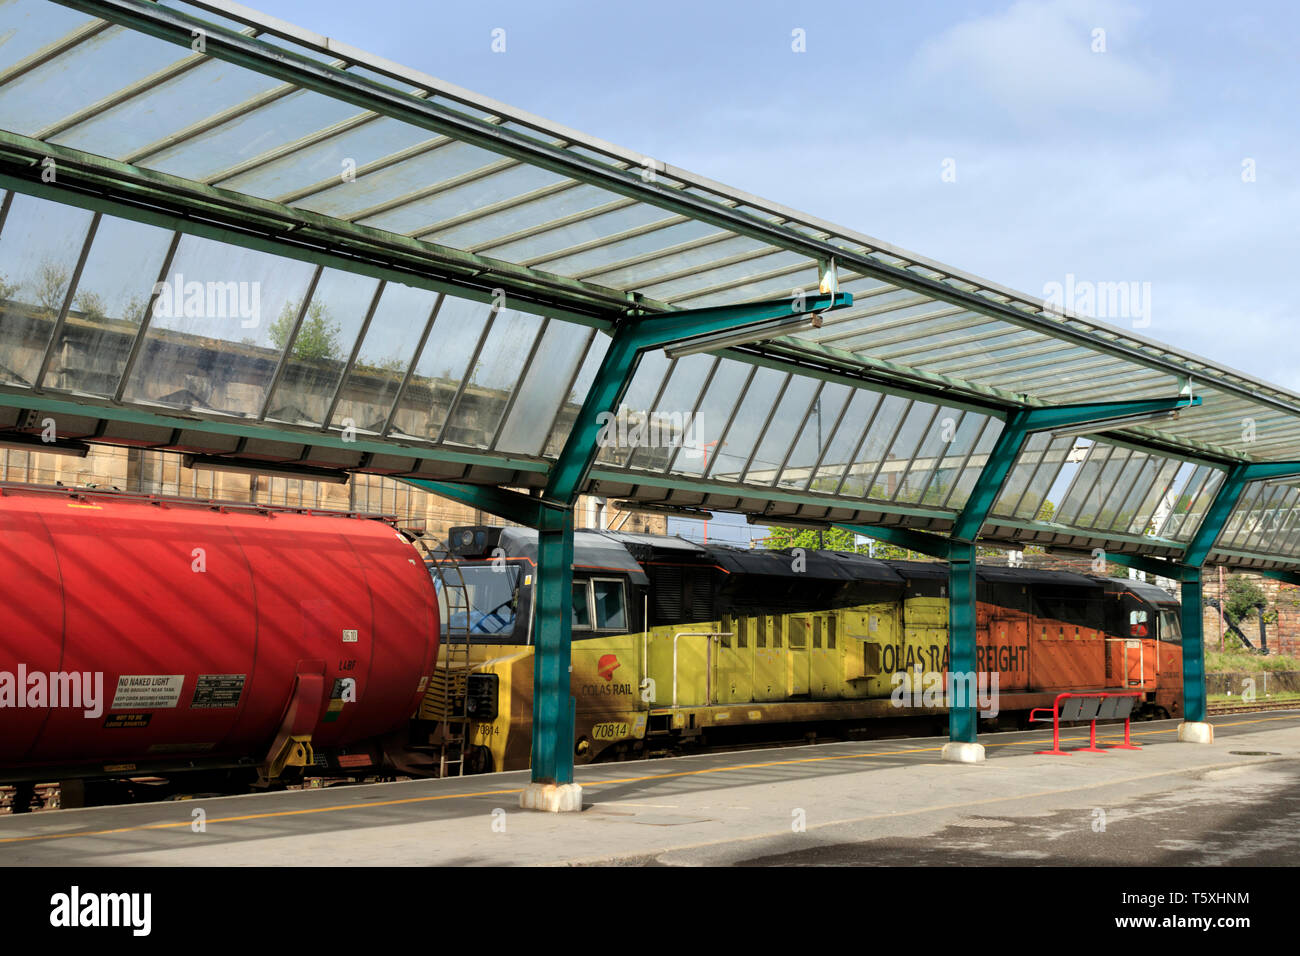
941 742 986 764
1177 721 1214 744
519 782 583 812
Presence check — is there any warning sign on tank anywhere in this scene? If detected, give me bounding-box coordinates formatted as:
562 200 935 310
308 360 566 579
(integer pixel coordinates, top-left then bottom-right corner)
103 713 151 729
110 675 184 710
191 674 246 709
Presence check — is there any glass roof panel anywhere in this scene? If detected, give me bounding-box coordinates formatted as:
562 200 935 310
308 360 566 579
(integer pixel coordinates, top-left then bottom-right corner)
837 394 913 501
774 382 852 492
895 406 968 505
494 322 595 457
218 114 438 201
263 267 383 427
122 233 317 417
705 366 789 483
0 25 187 139
990 431 1053 518
0 192 96 388
43 215 177 398
437 307 545 447
357 164 572 235
741 374 819 484
388 294 492 443
803 389 885 496
544 330 611 458
595 348 672 469
144 87 363 183
328 282 443 435
0 1 99 74
621 352 715 473
945 418 1004 512
1013 434 1075 521
665 358 754 479
50 56 285 159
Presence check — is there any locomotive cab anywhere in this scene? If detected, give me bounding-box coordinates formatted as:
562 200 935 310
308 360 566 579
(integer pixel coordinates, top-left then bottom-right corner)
1100 577 1184 717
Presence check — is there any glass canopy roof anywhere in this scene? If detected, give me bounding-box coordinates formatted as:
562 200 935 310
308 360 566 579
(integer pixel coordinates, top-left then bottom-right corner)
0 0 1297 571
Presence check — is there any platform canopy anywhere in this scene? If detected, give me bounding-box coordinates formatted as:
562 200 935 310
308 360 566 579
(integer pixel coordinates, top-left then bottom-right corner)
0 0 1298 573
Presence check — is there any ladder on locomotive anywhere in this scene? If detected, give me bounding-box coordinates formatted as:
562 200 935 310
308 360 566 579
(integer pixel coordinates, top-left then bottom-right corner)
414 535 474 777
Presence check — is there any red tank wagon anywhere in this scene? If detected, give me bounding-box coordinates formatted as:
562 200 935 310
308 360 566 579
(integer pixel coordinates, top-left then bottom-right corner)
0 485 439 791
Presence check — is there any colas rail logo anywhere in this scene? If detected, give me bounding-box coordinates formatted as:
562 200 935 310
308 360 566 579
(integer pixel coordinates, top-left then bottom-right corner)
597 654 620 681
581 654 632 697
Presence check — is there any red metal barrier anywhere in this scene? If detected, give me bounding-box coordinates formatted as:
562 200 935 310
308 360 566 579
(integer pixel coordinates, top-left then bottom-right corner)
1029 691 1143 756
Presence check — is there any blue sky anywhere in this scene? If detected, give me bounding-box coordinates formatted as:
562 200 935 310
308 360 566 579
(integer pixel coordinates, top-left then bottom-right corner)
255 0 1300 399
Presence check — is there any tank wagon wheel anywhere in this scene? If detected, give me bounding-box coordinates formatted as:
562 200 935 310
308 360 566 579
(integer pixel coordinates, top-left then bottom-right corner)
465 746 494 775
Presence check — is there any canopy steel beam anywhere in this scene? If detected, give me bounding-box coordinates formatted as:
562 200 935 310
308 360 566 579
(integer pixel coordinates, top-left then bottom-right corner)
0 132 648 325
1102 551 1198 583
1184 462 1300 568
544 294 851 503
1257 568 1300 587
836 523 953 560
951 397 1203 544
0 389 549 476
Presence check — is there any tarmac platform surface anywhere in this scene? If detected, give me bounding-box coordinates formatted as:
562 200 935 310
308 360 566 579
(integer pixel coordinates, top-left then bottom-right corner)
2 712 1298 866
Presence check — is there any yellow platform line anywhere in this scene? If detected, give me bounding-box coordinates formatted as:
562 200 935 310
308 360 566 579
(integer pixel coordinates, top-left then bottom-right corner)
1 713 1295 846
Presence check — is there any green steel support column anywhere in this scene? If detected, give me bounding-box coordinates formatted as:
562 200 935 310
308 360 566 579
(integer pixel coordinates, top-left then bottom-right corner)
840 395 1200 753
532 510 577 784
414 293 853 794
1180 571 1207 722
528 292 849 787
1177 459 1300 728
948 542 979 743
945 414 1031 749
947 394 1199 750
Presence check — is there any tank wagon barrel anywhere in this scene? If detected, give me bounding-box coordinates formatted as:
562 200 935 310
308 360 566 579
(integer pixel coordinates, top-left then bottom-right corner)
0 485 440 800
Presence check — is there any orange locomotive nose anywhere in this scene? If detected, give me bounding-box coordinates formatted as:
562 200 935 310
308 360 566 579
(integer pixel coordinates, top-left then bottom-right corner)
597 654 621 681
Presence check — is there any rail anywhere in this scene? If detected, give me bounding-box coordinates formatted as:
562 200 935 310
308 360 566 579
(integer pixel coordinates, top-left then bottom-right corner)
1029 691 1143 756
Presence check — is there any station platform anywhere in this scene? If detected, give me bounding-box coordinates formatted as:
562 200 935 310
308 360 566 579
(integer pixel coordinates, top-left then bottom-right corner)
2 712 1297 867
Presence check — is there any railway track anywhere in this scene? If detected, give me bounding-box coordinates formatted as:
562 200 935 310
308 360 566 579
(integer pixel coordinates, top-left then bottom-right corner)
1206 699 1300 715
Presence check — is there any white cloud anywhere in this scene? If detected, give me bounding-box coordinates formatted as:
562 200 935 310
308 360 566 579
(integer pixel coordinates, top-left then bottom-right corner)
916 0 1170 120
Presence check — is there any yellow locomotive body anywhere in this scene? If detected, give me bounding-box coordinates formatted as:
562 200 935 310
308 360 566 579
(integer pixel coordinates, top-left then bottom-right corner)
424 526 1184 774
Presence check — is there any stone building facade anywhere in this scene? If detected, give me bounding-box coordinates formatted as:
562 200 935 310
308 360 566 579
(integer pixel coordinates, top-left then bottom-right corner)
0 444 666 543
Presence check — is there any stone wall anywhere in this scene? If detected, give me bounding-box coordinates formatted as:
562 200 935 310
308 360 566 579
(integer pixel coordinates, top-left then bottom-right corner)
0 444 665 544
